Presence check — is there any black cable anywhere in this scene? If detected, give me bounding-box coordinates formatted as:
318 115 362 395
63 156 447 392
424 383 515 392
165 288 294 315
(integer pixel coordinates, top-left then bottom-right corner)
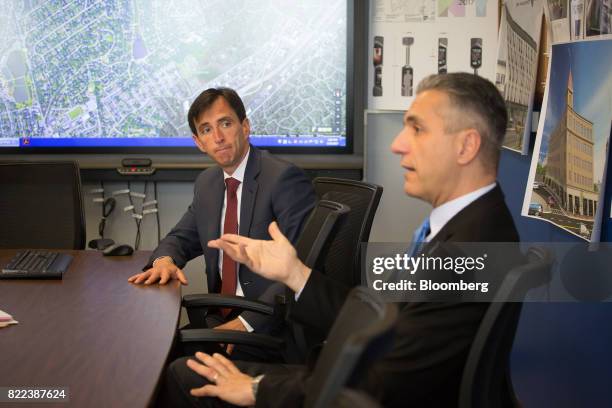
127 181 141 250
154 181 161 244
99 181 105 237
98 181 115 238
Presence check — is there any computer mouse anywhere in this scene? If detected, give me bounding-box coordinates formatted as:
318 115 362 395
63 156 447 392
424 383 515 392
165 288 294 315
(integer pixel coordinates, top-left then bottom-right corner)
102 243 134 256
88 238 115 250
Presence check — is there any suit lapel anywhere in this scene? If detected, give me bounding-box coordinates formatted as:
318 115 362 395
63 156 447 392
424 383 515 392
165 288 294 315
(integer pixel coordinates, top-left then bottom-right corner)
240 146 260 236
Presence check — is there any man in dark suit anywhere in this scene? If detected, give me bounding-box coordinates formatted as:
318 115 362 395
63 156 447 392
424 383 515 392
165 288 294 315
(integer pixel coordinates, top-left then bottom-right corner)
128 88 315 344
164 73 520 407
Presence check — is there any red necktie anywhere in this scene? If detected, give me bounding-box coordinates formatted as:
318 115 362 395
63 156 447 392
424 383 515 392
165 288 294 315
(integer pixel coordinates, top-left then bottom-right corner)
221 177 240 317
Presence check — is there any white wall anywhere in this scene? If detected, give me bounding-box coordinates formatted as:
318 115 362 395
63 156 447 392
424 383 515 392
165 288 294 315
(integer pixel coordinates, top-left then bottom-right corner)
364 111 431 242
83 180 207 327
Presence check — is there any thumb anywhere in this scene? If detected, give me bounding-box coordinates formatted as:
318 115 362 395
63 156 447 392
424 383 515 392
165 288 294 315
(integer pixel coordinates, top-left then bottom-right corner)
268 221 289 244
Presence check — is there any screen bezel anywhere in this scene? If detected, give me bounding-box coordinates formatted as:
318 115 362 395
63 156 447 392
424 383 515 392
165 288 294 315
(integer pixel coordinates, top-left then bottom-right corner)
0 1 360 156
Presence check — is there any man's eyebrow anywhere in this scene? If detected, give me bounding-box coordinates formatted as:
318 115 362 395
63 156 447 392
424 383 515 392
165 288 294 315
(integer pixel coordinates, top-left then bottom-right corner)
216 116 234 123
404 114 422 126
197 116 234 130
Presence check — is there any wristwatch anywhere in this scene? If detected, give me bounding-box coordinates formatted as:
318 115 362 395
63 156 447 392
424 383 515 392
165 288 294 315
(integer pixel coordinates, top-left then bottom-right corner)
251 375 264 400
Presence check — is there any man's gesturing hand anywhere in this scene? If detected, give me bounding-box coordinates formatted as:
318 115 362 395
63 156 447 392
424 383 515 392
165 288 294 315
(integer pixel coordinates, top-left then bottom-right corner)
187 352 256 406
208 221 312 292
128 257 188 285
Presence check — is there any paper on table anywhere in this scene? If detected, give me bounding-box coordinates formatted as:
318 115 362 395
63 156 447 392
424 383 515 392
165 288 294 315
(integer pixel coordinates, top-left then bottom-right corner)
0 309 18 327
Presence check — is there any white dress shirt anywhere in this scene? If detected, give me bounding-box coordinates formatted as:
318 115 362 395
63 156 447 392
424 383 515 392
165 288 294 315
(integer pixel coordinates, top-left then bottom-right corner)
425 183 496 242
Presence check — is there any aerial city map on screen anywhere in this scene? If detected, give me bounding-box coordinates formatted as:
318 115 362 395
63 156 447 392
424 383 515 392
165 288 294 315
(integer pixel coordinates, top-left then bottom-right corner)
0 0 347 148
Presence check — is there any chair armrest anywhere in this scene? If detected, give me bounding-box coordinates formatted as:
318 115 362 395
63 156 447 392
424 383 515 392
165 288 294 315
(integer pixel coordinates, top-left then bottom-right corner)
179 328 285 350
182 293 275 316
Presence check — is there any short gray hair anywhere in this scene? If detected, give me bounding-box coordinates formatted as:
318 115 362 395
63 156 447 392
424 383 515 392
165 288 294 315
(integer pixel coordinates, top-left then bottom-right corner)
417 73 507 171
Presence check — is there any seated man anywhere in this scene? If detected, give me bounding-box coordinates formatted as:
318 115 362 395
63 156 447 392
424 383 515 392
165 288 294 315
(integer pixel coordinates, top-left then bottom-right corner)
129 88 316 357
163 73 521 407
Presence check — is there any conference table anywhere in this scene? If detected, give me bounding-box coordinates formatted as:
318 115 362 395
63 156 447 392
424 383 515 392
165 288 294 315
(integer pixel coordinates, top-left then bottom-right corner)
0 250 181 407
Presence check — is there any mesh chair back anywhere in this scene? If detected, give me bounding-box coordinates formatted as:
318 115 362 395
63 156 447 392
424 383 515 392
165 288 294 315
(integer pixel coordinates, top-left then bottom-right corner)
185 199 348 329
281 200 350 362
459 246 554 408
295 200 350 268
313 178 383 286
305 287 397 408
0 161 85 249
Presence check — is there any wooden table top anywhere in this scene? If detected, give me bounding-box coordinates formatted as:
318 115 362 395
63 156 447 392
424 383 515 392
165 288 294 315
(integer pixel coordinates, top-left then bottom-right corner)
0 249 181 407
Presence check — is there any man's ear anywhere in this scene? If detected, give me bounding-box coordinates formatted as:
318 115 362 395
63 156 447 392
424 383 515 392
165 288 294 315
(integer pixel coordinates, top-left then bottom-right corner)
456 128 481 166
192 134 207 154
242 118 251 136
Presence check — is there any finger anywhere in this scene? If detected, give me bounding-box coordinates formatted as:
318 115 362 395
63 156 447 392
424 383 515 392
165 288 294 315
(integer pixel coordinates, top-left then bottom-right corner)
207 239 222 249
176 268 189 285
226 344 234 355
186 358 218 381
158 270 171 285
219 233 255 246
127 273 141 282
144 270 161 285
212 352 240 375
133 271 151 284
190 384 219 398
238 244 250 263
212 240 246 263
268 221 289 244
195 351 231 377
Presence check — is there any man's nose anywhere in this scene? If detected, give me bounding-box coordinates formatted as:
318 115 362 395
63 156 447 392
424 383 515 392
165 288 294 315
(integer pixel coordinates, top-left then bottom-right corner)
212 126 225 143
391 131 409 154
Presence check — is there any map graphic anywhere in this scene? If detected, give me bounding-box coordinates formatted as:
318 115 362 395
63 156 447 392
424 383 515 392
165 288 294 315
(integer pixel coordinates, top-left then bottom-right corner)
0 0 346 140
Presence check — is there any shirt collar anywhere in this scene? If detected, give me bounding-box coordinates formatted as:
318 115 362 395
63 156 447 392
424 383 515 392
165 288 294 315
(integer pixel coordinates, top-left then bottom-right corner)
223 147 250 183
426 183 496 241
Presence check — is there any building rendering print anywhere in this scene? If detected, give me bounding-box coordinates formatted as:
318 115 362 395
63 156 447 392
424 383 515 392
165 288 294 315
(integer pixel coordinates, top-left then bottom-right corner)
525 39 612 241
496 2 542 152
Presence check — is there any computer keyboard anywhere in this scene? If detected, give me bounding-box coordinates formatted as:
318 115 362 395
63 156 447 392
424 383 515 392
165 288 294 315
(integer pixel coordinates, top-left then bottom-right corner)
1 250 73 279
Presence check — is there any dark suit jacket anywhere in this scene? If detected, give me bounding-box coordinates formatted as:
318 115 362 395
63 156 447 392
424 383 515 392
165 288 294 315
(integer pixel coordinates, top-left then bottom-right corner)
256 184 521 407
146 146 316 331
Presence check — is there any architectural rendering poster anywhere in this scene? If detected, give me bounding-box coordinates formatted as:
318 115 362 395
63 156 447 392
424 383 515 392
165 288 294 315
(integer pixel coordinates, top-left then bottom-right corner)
546 0 572 43
584 0 612 37
523 39 612 241
496 0 544 153
367 0 498 111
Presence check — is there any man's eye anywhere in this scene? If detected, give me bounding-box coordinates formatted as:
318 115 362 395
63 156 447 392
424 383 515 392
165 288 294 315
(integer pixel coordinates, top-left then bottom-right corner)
221 120 232 128
201 127 211 135
413 126 421 134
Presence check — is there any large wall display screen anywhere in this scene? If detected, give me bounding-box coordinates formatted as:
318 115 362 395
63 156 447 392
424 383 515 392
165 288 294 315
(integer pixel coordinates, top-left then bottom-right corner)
0 0 349 152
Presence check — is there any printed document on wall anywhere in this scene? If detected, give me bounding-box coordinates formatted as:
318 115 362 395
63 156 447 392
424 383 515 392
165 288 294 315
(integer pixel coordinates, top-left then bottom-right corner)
367 0 498 111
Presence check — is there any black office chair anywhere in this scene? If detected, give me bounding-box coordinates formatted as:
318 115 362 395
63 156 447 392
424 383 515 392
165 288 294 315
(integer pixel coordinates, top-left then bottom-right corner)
277 177 384 361
181 178 384 362
458 246 555 408
179 200 349 353
304 287 398 408
312 177 383 287
0 161 86 249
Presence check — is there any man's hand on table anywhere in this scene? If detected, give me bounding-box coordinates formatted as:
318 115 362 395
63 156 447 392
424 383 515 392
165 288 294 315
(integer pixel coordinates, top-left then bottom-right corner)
128 256 188 285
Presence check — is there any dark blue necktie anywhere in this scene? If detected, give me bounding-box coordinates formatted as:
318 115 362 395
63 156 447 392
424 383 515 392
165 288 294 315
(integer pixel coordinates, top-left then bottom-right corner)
408 218 430 257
